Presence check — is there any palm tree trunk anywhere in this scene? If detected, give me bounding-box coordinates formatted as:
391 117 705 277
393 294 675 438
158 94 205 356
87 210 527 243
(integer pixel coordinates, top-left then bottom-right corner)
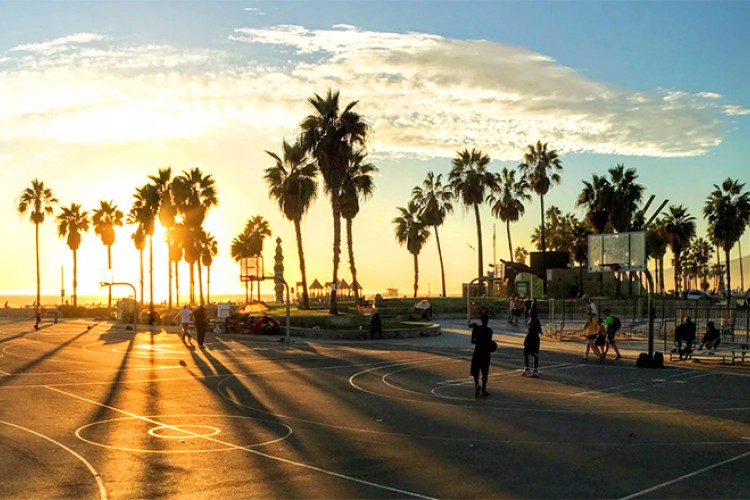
473 203 483 281
659 256 665 294
107 245 112 317
168 253 173 309
244 281 249 304
330 195 342 315
149 235 154 323
673 251 681 294
294 219 310 309
725 247 732 301
73 249 78 308
540 194 547 295
506 221 514 262
197 261 204 305
434 225 446 298
189 263 195 305
35 222 41 315
346 217 359 302
207 265 211 304
139 249 144 305
413 252 419 298
257 275 261 302
174 261 180 307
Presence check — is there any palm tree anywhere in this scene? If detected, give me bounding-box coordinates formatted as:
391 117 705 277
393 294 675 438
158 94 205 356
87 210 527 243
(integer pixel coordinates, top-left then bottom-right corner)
691 238 713 291
244 216 272 302
393 200 431 297
340 149 377 302
264 139 318 309
92 200 124 316
488 167 530 262
514 247 529 265
199 230 218 304
231 231 255 303
130 225 146 305
172 168 218 304
608 165 644 232
448 148 495 282
518 140 563 294
662 204 696 294
299 89 370 314
577 174 612 233
130 184 159 320
148 168 177 307
412 172 454 297
56 203 90 307
704 178 750 298
166 224 185 306
17 179 58 316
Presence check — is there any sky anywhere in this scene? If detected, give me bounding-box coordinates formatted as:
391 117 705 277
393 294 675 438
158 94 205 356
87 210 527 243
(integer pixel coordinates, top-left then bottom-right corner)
1 1 749 303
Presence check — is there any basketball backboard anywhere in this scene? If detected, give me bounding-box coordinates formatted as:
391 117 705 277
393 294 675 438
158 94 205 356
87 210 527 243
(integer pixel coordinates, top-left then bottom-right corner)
240 255 264 282
588 231 646 273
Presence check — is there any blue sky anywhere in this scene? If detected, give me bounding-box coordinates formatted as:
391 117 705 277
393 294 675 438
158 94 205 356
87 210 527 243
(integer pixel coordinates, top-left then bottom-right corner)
1 1 749 298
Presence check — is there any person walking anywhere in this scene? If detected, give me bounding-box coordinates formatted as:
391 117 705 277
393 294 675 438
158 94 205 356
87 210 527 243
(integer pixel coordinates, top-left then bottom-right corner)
193 304 208 348
470 313 494 397
601 308 622 360
178 305 193 343
581 313 601 360
523 309 542 376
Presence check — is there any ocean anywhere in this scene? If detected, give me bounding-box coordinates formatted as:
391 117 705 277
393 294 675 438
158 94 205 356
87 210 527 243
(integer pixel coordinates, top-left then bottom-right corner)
0 292 278 309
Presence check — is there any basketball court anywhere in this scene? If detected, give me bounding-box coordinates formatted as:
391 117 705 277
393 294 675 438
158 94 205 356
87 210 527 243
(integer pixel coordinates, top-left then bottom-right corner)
1 316 749 499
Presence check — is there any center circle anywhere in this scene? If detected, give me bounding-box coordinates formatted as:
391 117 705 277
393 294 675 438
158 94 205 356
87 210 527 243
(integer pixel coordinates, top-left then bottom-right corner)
147 424 221 440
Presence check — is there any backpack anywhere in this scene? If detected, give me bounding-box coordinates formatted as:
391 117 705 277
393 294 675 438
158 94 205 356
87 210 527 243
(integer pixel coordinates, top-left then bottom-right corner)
611 316 621 333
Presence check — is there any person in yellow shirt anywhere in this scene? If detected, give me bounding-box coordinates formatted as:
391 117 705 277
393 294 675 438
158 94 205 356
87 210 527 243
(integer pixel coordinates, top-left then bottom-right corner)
581 313 601 360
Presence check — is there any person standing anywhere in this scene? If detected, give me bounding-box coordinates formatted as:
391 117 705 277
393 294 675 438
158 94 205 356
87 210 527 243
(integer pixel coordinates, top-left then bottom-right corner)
523 310 542 376
470 313 494 397
178 305 193 343
370 311 383 339
581 313 601 361
601 308 622 360
193 304 208 348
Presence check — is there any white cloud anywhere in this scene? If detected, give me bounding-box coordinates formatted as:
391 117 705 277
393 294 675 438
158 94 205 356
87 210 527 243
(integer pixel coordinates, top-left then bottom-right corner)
244 7 265 15
0 25 743 159
724 105 750 116
10 33 106 55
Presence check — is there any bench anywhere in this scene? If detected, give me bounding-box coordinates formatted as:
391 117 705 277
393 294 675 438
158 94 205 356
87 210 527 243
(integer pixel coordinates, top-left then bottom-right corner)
669 346 748 365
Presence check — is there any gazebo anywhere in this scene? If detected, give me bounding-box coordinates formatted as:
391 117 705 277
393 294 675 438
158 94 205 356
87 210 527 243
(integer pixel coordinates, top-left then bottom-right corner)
338 279 350 297
351 280 363 298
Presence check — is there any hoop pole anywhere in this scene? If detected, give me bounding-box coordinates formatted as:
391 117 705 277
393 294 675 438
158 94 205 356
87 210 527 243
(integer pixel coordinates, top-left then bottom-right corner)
643 269 655 358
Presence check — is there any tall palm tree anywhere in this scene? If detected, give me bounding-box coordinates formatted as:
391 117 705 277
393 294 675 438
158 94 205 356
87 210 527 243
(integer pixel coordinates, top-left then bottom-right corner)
130 225 146 305
244 216 272 302
299 89 370 314
17 179 58 316
200 231 218 304
704 178 750 298
92 200 124 316
264 139 318 309
172 168 218 304
412 172 454 297
662 204 696 294
518 140 563 294
130 184 159 319
340 149 377 302
148 168 177 307
608 164 644 232
691 237 713 291
577 174 612 233
393 200 431 298
488 167 530 262
56 203 89 307
231 231 255 303
448 148 495 282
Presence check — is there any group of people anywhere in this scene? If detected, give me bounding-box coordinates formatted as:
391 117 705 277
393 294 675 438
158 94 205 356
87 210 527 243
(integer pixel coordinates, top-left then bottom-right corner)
178 304 209 348
471 307 544 397
507 295 538 325
672 316 721 360
581 307 622 361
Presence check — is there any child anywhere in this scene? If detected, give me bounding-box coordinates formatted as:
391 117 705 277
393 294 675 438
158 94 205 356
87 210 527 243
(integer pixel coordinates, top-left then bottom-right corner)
523 310 542 377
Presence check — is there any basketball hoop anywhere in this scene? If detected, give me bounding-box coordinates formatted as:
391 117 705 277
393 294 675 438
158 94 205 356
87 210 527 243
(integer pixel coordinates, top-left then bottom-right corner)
600 263 621 273
240 255 264 282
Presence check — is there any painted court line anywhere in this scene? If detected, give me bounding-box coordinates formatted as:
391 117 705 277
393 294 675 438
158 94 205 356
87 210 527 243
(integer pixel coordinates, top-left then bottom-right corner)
0 419 107 500
619 448 750 499
45 385 436 499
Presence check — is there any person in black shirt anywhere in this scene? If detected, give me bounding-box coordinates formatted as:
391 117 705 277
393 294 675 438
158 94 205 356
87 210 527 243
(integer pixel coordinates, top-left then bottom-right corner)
470 313 494 397
697 321 721 351
523 310 542 377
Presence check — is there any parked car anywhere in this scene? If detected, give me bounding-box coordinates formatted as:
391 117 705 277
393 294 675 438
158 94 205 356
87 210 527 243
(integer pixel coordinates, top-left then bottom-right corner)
684 290 717 302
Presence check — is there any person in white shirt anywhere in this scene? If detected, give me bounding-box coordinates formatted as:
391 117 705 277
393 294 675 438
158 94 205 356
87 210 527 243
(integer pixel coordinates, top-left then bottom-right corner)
178 305 193 343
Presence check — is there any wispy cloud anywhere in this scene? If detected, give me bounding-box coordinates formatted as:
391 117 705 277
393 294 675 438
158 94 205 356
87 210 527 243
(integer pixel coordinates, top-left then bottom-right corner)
0 25 743 159
244 7 265 16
